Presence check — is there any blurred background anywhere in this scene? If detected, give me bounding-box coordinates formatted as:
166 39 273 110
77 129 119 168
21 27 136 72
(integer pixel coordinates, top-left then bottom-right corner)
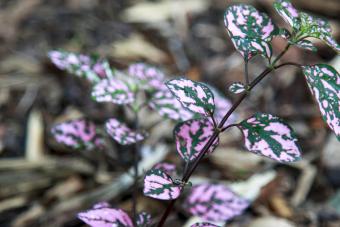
0 0 339 226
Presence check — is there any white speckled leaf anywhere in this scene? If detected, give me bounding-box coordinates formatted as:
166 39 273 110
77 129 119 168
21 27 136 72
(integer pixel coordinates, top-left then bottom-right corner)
105 118 145 145
184 183 249 222
166 78 215 116
302 64 340 139
229 82 246 94
239 113 302 162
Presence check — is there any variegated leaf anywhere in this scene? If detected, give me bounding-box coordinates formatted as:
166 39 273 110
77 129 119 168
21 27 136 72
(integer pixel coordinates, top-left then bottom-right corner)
229 82 246 94
92 78 135 105
143 168 182 200
153 162 177 175
191 223 219 227
174 118 219 162
239 113 302 162
78 206 133 227
273 1 340 53
48 50 113 83
149 88 195 121
166 78 215 116
302 64 340 139
293 39 317 52
273 0 300 30
224 5 277 60
105 118 145 145
128 63 164 89
208 86 237 126
136 212 152 227
299 12 340 52
51 119 104 151
184 184 249 222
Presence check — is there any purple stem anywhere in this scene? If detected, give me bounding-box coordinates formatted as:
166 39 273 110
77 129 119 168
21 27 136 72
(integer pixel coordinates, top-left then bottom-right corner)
156 44 292 227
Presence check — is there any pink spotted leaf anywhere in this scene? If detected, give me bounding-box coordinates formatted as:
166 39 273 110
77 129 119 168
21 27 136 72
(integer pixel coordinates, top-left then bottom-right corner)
273 1 340 53
229 82 246 94
184 183 249 222
128 63 165 89
51 119 105 151
239 113 302 162
136 212 152 227
48 50 113 83
166 78 215 116
143 168 182 200
77 206 133 227
224 5 277 60
302 64 340 140
191 223 220 227
105 118 145 145
175 118 219 162
299 12 340 53
273 0 300 30
149 88 195 121
92 78 135 105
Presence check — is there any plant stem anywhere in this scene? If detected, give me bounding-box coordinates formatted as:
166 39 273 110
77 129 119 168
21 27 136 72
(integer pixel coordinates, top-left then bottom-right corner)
156 44 292 227
271 43 290 66
244 59 249 87
132 112 140 225
274 62 302 69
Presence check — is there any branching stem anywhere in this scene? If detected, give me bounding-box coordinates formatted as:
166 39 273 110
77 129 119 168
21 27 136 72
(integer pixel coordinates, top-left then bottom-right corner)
156 44 293 227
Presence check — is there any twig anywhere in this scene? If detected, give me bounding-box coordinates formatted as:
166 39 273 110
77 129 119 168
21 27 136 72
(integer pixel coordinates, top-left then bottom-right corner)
244 59 249 87
132 111 140 225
